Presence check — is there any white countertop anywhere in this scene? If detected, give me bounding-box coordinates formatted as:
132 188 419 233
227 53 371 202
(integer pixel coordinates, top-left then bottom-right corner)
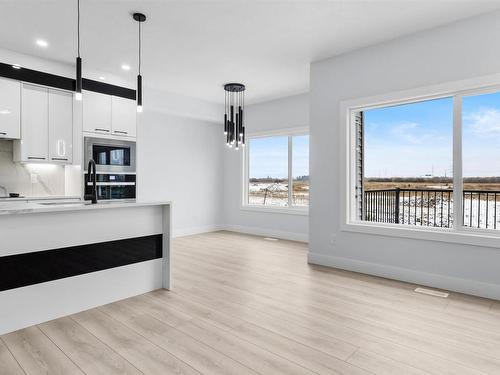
0 200 171 215
0 195 81 202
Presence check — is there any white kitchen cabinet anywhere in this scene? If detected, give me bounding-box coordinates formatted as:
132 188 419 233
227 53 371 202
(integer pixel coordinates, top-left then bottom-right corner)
14 85 74 164
14 84 49 162
111 95 136 137
0 77 21 139
48 89 73 163
82 90 112 135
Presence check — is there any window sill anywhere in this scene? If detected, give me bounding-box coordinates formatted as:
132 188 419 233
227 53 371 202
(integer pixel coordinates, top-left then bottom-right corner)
342 221 500 249
240 205 309 216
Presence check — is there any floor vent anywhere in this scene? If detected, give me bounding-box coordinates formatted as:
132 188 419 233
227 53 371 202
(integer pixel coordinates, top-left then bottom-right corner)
414 287 449 298
264 237 279 241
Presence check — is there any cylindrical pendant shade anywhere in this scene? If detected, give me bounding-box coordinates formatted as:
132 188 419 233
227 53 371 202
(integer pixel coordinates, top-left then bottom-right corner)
75 0 82 101
137 74 143 112
75 57 82 101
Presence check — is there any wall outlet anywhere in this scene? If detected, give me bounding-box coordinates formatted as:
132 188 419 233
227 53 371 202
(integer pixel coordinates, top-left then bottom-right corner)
30 173 38 184
330 234 337 245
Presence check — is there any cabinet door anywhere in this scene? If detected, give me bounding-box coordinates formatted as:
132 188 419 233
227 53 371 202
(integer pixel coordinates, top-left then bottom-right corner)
0 78 21 139
20 84 48 161
111 96 136 137
49 89 73 163
82 90 111 134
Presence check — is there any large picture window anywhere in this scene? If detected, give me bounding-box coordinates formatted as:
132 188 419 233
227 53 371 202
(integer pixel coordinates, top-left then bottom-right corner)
350 86 500 233
462 91 500 229
245 131 309 210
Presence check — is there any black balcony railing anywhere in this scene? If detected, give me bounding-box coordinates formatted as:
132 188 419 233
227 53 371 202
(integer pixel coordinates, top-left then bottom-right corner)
364 188 500 229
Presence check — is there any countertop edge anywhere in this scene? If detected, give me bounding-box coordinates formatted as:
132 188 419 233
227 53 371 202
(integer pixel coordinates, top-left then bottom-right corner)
0 201 172 216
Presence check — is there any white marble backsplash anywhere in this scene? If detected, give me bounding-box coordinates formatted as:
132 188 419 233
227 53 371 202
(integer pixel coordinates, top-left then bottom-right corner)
0 140 66 197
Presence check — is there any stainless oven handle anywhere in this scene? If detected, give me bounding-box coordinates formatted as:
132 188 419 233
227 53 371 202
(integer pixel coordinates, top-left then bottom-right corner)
87 182 136 186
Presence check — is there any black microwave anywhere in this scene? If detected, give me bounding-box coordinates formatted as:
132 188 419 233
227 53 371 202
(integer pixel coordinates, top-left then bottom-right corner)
84 137 136 174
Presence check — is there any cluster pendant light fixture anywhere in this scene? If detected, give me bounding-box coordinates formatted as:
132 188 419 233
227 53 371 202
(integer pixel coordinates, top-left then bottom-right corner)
223 83 246 150
133 12 146 113
75 0 82 101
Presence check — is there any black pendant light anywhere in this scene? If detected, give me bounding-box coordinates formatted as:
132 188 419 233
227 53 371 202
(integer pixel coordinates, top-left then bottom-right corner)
75 0 82 101
133 12 146 113
223 83 245 150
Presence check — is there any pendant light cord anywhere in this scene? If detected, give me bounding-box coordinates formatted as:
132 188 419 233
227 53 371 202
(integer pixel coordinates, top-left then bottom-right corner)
138 20 141 75
77 0 80 58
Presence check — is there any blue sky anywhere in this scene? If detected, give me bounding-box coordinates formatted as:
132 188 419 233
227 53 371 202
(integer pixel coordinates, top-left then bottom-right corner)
248 91 500 180
249 135 309 179
462 92 500 177
364 92 500 178
364 97 453 178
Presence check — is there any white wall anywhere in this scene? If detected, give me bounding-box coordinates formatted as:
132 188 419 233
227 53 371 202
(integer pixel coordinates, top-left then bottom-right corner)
223 93 310 242
137 111 223 237
309 11 500 299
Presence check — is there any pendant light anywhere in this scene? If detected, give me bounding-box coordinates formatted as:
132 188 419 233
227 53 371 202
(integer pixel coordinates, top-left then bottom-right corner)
133 12 146 113
75 0 82 101
223 83 245 150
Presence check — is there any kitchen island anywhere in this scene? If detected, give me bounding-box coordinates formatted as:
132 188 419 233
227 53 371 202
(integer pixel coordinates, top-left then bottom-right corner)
0 201 171 335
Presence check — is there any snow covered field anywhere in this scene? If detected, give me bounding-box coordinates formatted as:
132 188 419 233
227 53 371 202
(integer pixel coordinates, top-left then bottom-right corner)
248 182 309 207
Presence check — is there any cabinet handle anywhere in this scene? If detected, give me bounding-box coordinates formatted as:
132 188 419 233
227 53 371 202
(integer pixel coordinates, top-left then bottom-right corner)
95 128 110 132
27 157 46 160
0 132 6 136
52 157 68 161
113 130 128 135
57 140 66 157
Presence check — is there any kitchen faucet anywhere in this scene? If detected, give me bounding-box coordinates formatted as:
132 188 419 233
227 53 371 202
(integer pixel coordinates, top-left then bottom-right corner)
84 159 98 204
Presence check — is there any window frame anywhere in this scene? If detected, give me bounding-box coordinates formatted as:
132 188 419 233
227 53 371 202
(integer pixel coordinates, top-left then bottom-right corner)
241 127 309 215
340 73 500 248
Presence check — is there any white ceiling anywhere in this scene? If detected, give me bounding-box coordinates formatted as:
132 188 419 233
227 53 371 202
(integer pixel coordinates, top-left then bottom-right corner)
0 0 499 104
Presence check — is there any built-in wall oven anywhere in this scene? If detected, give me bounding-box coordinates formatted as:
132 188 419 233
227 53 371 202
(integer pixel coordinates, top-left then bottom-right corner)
84 137 136 200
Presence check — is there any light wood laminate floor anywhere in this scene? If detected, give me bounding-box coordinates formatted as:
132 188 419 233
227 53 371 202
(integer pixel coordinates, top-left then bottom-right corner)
2 231 500 375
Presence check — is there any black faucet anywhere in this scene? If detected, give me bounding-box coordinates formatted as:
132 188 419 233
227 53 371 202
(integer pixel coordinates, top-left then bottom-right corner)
84 159 98 204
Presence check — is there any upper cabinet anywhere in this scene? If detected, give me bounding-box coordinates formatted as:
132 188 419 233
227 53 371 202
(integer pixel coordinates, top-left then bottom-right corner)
14 84 73 164
48 89 73 163
111 96 137 137
16 84 49 162
83 90 136 138
0 77 21 139
82 90 112 134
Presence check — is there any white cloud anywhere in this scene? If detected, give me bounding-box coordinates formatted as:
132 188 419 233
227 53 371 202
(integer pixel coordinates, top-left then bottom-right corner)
389 121 436 145
464 108 500 137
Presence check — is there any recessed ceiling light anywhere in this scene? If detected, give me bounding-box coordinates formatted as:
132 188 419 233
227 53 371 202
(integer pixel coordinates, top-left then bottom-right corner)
121 64 131 71
98 76 106 81
11 64 22 69
36 39 48 47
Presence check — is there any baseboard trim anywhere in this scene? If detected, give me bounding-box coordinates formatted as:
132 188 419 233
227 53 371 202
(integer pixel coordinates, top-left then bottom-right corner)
223 224 308 243
172 225 224 238
308 252 500 300
172 224 308 242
